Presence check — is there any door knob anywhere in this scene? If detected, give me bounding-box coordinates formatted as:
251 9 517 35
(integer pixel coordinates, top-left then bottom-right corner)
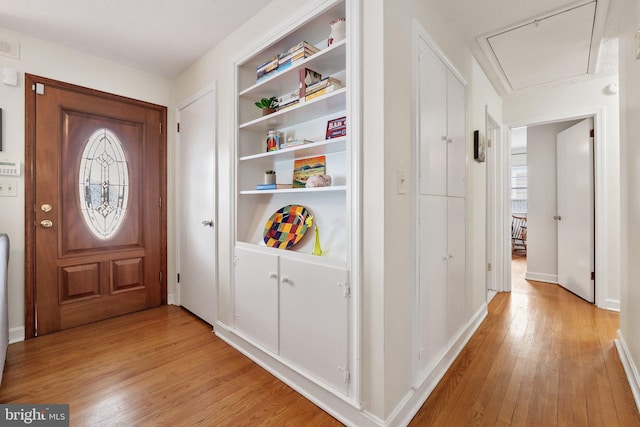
202 220 214 227
40 219 53 228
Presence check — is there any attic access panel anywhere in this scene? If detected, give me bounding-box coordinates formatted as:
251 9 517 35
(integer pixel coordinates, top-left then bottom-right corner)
487 1 596 91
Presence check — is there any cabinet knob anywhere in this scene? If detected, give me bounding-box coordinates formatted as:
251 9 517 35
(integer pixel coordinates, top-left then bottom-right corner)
281 276 291 284
269 272 277 279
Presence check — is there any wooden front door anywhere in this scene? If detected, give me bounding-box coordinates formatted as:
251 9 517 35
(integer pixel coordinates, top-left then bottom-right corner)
25 74 167 337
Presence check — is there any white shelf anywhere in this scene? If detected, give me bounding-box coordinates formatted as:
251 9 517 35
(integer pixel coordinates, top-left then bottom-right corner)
239 40 347 99
235 241 348 269
240 137 346 162
240 185 347 195
240 88 347 132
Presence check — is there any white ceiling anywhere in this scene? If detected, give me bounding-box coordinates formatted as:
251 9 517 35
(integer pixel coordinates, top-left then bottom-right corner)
0 0 620 91
0 0 273 77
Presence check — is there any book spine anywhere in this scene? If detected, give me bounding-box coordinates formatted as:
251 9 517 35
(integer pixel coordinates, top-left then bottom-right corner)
305 85 340 101
256 183 277 190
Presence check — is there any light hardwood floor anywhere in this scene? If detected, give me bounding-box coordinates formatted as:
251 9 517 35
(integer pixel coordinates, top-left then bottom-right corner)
1 256 638 426
409 255 640 426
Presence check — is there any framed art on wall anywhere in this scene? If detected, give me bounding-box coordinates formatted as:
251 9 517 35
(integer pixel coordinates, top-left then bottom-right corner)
474 130 485 162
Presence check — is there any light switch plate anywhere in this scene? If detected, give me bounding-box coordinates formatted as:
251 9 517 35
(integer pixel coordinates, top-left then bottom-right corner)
0 179 17 197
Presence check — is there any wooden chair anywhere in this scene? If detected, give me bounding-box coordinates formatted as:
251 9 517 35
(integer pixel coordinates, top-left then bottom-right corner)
511 215 527 254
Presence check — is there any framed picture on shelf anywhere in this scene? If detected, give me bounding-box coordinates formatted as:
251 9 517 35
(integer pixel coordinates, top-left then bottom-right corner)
292 155 326 188
326 116 346 140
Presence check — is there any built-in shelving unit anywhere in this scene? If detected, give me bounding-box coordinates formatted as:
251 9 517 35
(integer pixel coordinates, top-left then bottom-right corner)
230 0 358 406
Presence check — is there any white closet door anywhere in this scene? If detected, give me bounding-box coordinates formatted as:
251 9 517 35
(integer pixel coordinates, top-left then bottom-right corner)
418 38 448 196
447 197 466 336
233 247 279 353
446 74 466 198
417 195 448 374
279 257 349 395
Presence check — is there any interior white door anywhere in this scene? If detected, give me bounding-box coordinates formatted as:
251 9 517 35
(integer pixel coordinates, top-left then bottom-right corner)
556 118 594 302
177 86 217 325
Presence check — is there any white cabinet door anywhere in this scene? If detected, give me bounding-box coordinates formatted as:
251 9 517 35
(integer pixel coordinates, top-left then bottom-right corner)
418 39 448 196
418 40 466 198
279 257 350 395
417 195 448 373
234 247 279 353
446 74 466 198
447 197 466 336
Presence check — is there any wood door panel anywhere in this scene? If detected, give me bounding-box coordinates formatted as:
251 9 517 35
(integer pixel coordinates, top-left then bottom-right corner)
111 258 144 294
59 291 148 330
59 263 101 304
26 74 167 337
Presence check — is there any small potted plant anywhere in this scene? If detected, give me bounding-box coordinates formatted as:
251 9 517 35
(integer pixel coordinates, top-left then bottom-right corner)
255 97 278 116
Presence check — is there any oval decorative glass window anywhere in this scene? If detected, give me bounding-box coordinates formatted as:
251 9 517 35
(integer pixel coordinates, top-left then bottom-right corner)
78 128 129 240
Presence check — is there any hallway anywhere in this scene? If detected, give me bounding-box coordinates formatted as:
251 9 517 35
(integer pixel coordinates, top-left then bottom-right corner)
409 255 640 426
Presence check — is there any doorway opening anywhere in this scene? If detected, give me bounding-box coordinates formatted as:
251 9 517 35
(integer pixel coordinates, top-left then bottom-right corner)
506 116 597 304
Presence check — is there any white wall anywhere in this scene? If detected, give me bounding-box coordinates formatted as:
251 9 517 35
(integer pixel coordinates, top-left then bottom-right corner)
0 26 173 339
525 121 579 283
618 0 640 399
503 74 620 310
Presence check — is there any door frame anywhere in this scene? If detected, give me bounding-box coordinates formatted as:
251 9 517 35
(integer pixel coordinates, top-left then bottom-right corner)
485 108 502 296
498 108 605 307
174 83 218 324
24 74 168 338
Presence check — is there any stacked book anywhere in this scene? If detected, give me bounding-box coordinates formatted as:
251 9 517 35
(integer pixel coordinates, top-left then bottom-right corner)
305 77 343 101
277 89 300 111
256 56 279 82
278 41 320 73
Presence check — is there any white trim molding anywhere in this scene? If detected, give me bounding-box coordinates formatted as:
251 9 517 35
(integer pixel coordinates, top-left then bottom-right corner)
615 330 640 413
606 299 620 312
9 326 24 344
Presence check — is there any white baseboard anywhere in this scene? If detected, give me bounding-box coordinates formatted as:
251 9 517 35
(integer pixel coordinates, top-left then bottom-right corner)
388 304 489 427
9 326 24 344
615 330 640 413
525 271 558 284
606 298 620 312
167 293 177 305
